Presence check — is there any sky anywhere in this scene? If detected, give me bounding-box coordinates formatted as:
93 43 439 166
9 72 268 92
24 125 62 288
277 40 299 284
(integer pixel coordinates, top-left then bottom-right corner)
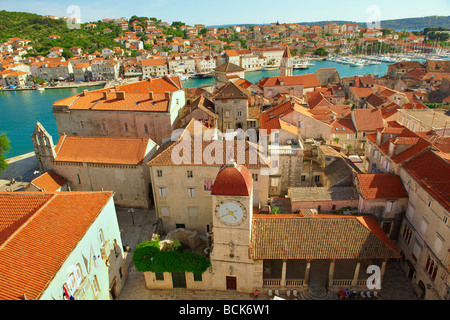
1 0 449 26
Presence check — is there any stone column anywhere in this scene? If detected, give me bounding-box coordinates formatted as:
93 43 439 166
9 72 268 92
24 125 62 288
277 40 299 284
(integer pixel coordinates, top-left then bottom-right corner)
352 261 361 288
281 260 287 287
304 260 311 287
328 260 336 288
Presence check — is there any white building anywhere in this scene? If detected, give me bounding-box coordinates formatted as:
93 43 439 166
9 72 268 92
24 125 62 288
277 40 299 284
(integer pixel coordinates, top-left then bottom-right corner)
0 191 127 300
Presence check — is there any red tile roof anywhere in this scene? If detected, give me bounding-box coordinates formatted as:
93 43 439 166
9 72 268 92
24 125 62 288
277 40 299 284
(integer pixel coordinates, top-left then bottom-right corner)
30 171 67 192
258 74 321 88
0 191 113 300
402 151 450 211
250 215 400 260
53 76 181 112
352 109 384 131
356 173 408 199
54 135 151 165
331 118 356 134
259 100 300 134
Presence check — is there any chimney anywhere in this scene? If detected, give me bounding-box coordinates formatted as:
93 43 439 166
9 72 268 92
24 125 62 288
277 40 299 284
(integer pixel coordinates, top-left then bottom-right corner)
102 91 108 99
82 89 88 96
165 91 171 100
116 91 126 100
149 91 154 100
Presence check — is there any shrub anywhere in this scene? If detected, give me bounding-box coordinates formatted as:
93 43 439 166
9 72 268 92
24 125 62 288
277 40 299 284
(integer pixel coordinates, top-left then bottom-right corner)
133 239 210 274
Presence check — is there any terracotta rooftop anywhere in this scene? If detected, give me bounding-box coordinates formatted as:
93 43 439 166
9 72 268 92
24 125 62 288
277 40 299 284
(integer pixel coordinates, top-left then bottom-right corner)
53 76 181 112
148 134 270 169
54 135 152 165
402 151 450 211
0 191 113 300
29 171 67 192
250 215 400 260
352 109 384 132
258 73 322 88
356 173 408 200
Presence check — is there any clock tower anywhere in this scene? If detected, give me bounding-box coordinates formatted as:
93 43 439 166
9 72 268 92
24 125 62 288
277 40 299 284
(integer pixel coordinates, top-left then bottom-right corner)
209 160 260 293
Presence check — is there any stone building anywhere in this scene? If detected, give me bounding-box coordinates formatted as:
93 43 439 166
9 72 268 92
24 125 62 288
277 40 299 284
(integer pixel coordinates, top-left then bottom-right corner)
31 123 158 209
213 62 245 89
396 151 450 300
147 122 271 235
52 76 185 146
142 162 401 297
213 81 251 132
355 173 409 240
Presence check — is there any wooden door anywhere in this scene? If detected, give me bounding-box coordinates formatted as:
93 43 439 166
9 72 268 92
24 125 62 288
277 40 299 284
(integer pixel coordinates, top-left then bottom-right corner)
226 276 237 290
172 272 187 288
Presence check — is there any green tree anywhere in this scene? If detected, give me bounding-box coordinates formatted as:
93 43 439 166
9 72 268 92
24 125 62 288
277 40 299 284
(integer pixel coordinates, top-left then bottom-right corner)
0 132 10 173
314 47 329 56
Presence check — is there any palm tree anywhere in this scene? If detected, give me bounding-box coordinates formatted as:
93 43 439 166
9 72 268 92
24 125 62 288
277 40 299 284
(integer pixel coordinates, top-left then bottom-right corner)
346 144 353 156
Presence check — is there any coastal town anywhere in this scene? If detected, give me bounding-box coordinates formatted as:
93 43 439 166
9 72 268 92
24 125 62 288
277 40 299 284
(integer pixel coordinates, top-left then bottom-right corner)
0 8 449 305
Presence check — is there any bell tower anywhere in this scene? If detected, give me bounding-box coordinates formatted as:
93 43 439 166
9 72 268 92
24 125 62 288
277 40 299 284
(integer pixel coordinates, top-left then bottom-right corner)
280 46 293 77
209 160 259 292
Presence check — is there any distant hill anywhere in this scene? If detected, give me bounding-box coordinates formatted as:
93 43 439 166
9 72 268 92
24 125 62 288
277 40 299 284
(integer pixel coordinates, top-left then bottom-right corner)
209 16 450 31
0 10 125 55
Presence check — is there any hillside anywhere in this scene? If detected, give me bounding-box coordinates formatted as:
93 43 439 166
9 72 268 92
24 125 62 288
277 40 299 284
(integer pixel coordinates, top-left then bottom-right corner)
211 16 450 31
0 10 126 55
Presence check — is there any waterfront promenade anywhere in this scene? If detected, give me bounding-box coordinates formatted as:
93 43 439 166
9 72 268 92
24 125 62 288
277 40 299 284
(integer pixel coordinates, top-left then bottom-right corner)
0 152 38 191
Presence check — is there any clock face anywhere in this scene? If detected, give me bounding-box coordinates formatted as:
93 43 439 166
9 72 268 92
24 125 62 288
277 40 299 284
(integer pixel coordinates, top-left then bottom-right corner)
215 200 246 226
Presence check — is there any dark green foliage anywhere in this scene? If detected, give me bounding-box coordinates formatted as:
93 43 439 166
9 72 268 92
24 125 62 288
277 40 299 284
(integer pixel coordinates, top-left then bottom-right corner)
133 240 211 274
0 132 10 173
0 10 126 54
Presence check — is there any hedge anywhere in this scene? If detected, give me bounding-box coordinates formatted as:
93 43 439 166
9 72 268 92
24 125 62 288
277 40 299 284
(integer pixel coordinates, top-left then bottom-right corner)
133 240 211 274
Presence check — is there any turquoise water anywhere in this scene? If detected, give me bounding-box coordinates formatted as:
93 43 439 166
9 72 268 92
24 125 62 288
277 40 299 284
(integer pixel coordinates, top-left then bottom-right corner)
0 86 103 158
183 60 390 88
0 60 391 158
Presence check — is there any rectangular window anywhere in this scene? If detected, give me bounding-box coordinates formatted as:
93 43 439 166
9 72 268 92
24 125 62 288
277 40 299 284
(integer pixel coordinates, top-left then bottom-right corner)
402 223 412 244
101 122 106 132
155 273 164 281
156 170 163 177
301 175 306 182
188 188 196 198
193 273 203 282
382 222 392 235
124 123 128 132
386 201 395 212
271 178 279 187
80 121 85 131
77 174 81 184
252 174 258 182
159 187 167 197
144 124 149 133
92 275 100 296
187 170 193 178
314 175 320 182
